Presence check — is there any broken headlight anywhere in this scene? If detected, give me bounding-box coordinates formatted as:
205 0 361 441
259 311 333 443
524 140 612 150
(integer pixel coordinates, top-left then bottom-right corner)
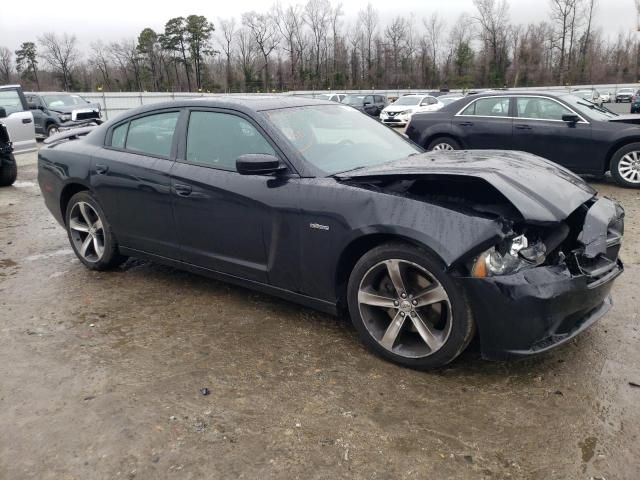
471 234 547 278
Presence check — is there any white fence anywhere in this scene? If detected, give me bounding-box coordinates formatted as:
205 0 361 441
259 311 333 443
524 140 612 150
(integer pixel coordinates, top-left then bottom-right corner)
77 83 638 121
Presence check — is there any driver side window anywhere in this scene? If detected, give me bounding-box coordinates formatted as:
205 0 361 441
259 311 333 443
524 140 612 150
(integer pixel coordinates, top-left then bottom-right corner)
186 111 276 171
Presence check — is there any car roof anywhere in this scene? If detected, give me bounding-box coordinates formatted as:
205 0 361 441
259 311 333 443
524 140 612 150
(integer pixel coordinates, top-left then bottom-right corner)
114 95 336 117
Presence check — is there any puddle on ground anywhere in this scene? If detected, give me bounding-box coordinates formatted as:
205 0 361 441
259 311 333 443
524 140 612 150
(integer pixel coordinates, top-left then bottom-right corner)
0 258 18 268
578 436 597 462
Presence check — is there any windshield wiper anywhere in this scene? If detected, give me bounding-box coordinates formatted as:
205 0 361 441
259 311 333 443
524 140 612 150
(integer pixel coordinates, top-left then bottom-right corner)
333 166 367 176
577 100 618 116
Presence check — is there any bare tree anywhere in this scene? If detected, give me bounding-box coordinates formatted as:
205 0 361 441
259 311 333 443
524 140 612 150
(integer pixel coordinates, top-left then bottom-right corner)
385 17 409 86
0 47 12 83
89 41 112 89
358 3 378 83
424 13 445 87
304 0 332 85
242 11 279 91
273 3 304 89
549 0 578 84
473 0 511 86
38 32 80 90
236 27 258 89
218 17 236 91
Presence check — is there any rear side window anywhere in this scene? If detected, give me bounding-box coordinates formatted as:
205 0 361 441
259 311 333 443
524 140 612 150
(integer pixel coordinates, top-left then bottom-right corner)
461 97 510 117
125 112 179 157
186 111 276 171
111 123 128 149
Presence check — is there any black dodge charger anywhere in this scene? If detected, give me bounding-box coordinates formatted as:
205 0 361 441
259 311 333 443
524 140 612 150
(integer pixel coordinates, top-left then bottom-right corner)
38 96 624 369
406 91 640 188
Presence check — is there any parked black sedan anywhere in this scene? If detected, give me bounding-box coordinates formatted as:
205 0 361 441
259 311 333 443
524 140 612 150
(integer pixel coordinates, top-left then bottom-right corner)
406 91 640 187
38 97 624 369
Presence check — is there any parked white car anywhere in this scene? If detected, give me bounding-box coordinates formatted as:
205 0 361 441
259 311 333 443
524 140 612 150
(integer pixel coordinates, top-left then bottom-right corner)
600 91 612 103
0 85 37 153
380 94 442 127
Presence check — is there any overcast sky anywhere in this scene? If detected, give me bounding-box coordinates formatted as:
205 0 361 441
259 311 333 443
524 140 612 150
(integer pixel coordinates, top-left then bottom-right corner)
1 0 638 52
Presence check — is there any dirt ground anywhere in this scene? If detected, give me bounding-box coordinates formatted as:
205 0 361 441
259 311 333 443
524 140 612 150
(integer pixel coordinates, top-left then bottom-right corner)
0 151 639 480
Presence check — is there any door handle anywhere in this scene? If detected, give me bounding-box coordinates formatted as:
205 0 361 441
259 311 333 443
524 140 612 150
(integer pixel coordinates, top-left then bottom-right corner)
174 184 193 196
95 164 109 174
458 121 473 127
515 124 531 130
22 118 33 124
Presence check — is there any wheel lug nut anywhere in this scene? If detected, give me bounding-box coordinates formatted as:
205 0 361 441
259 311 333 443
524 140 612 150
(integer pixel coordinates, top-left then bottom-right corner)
400 312 405 317
394 300 399 306
412 300 417 306
401 292 407 298
411 311 416 317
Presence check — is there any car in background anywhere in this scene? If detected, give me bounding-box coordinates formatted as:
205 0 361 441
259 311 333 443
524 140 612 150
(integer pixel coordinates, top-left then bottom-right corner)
25 92 102 138
437 94 465 107
314 93 346 103
380 94 442 127
616 88 635 103
572 88 602 105
630 92 640 114
0 110 17 186
406 91 640 187
601 91 612 103
37 96 624 369
343 94 387 117
0 85 36 153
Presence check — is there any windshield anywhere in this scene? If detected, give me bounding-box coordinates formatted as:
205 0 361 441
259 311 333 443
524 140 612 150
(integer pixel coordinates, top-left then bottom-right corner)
619 88 634 94
393 96 421 106
263 105 421 175
563 94 618 120
343 95 366 106
43 94 86 108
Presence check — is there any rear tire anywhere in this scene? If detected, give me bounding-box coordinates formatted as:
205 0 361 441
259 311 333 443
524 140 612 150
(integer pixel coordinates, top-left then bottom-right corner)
65 191 127 270
0 155 17 187
347 243 474 369
427 137 461 151
610 143 640 188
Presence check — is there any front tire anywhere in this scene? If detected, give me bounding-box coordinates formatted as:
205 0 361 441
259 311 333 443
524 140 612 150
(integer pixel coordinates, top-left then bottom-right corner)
0 155 17 187
610 143 640 188
427 137 460 151
347 243 474 369
65 191 126 270
47 124 60 138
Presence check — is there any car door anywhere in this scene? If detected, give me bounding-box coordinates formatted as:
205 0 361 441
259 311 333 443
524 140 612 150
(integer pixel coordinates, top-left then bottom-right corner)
170 109 302 284
362 95 377 116
454 96 513 149
0 86 36 153
511 96 592 171
90 110 181 258
25 95 47 136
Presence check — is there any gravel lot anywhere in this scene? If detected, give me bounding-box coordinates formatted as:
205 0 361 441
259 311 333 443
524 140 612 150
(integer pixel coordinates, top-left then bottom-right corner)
1 149 639 479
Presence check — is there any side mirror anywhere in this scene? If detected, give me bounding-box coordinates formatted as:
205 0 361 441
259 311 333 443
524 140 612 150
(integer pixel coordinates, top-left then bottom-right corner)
236 154 286 175
0 107 6 119
363 101 371 106
28 102 38 110
562 114 580 124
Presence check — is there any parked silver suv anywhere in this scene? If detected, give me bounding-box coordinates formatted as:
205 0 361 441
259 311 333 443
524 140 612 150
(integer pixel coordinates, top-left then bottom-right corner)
0 85 37 153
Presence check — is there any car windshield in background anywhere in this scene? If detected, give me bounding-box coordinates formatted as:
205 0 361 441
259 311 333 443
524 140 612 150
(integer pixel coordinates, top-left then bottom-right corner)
393 96 421 106
264 105 421 175
619 88 634 94
564 94 618 120
343 95 366 106
439 96 464 105
43 95 86 108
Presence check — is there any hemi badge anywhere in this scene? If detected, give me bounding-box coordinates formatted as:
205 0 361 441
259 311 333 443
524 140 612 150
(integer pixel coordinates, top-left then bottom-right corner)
310 223 330 231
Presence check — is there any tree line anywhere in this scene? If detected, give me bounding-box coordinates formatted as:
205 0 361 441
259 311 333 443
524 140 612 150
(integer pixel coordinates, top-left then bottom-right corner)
0 0 636 93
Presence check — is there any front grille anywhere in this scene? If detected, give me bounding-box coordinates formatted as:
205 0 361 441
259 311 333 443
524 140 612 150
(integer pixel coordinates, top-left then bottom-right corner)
75 111 100 121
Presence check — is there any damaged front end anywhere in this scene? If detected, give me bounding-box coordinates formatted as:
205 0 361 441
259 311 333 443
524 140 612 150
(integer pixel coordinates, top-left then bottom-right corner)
461 197 624 360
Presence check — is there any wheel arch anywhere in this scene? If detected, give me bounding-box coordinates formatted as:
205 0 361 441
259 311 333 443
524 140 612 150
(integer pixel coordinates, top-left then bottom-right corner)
59 182 91 224
605 137 640 173
422 132 464 150
334 233 446 310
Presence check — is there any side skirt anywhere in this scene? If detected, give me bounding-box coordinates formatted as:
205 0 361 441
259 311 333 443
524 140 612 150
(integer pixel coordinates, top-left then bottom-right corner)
119 247 339 316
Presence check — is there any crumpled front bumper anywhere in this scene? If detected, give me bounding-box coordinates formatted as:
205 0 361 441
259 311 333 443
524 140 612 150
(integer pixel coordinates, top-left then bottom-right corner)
459 196 624 360
459 260 622 360
58 119 101 131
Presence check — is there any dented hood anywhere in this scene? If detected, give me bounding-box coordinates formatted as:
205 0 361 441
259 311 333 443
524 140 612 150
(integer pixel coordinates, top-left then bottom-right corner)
335 150 596 223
